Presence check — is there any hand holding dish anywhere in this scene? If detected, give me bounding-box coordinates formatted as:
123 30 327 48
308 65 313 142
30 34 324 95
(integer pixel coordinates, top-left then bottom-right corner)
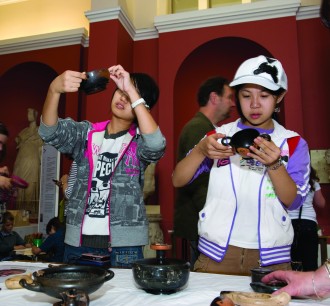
80 68 110 95
221 129 271 159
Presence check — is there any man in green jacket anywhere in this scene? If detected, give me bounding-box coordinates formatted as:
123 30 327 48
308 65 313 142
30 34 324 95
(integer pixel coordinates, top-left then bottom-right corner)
173 76 234 268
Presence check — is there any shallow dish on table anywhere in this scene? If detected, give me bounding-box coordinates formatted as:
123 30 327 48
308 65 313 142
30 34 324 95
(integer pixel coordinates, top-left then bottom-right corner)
211 290 291 306
250 281 287 294
19 265 114 299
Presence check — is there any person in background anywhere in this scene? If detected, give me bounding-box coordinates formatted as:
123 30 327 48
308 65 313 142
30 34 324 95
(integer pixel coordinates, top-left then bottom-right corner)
61 161 77 202
38 65 166 267
0 122 12 190
172 55 311 275
262 261 330 299
32 217 65 262
173 76 234 267
53 156 77 223
289 166 326 271
0 211 32 260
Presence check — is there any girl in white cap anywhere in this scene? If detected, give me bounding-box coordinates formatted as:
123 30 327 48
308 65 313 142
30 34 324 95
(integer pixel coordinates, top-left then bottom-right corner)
172 55 310 274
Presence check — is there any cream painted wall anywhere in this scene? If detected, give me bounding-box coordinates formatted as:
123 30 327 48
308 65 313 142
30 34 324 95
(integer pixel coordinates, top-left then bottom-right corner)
0 0 162 41
0 0 322 41
0 0 91 41
91 0 164 28
126 0 158 29
301 0 321 5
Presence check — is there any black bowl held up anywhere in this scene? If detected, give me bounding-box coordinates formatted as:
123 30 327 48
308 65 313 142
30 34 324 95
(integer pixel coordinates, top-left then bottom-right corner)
132 244 190 294
221 129 271 159
80 68 110 95
19 265 115 300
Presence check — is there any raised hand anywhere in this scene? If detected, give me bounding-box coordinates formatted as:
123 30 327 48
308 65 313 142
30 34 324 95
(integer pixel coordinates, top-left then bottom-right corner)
108 65 135 94
49 70 86 94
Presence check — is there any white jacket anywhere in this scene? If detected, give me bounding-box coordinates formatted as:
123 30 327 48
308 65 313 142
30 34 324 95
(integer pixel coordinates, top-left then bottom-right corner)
198 119 310 266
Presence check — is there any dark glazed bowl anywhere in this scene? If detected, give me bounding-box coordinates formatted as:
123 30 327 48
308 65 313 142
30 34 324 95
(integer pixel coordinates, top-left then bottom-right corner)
221 129 271 159
80 68 110 95
250 281 287 294
132 244 190 294
250 267 273 283
19 265 114 299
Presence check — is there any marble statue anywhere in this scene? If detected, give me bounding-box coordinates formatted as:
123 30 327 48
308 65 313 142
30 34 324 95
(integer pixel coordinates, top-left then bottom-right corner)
13 108 43 214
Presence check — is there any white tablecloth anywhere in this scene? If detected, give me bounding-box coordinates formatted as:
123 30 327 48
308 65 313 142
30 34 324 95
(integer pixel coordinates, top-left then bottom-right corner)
1 261 330 306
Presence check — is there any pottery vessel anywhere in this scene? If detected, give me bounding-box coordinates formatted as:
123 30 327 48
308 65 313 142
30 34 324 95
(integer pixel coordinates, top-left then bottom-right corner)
132 244 190 294
221 128 271 159
19 265 114 299
80 68 110 95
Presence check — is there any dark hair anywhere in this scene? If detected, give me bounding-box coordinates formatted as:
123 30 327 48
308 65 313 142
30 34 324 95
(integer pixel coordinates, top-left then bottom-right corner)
233 84 286 122
130 73 159 110
0 122 9 137
197 76 229 107
46 217 63 235
309 166 320 192
0 122 9 163
2 211 14 223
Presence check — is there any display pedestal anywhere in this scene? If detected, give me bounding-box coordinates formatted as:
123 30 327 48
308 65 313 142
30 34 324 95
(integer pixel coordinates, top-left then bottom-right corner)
144 205 164 258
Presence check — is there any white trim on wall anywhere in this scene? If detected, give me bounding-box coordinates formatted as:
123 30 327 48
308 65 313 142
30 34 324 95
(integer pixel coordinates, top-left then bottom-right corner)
154 0 301 33
0 28 88 55
0 2 321 55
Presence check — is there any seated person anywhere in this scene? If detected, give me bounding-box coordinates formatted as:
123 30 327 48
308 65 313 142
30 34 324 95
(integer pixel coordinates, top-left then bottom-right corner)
32 217 65 262
0 211 32 260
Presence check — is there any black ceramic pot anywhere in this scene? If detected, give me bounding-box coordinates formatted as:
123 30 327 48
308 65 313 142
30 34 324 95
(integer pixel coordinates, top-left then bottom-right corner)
19 265 114 300
221 128 271 159
80 68 110 95
250 267 287 294
250 267 273 283
132 244 190 294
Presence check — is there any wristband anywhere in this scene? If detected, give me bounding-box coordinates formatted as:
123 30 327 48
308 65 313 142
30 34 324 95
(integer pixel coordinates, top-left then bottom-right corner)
266 158 282 171
312 272 322 300
131 98 149 109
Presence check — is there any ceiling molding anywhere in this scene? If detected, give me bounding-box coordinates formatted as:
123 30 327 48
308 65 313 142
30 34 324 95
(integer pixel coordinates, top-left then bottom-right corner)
154 0 301 33
0 2 322 55
85 6 158 41
134 29 159 41
0 28 88 55
296 5 320 20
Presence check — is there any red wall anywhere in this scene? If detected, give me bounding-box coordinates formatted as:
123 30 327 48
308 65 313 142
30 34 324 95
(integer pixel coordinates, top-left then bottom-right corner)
0 45 85 175
0 14 329 242
297 18 330 233
84 20 133 123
